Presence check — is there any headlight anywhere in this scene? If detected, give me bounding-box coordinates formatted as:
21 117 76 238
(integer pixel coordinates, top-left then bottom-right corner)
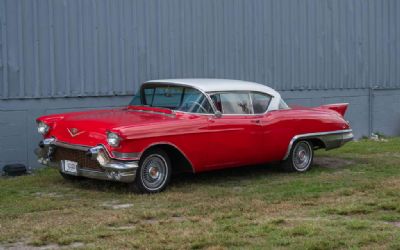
107 132 121 147
37 122 50 135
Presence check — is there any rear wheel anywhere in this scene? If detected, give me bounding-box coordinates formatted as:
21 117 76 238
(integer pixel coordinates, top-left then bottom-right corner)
282 140 313 172
129 148 172 193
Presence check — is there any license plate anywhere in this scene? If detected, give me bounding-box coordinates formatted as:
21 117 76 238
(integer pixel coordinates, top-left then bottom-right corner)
62 160 78 174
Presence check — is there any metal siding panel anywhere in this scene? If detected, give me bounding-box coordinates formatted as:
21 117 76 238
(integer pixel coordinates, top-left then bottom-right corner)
81 0 94 95
97 0 108 95
1 0 400 100
266 0 274 87
48 0 55 96
17 0 24 97
122 0 133 93
63 0 71 95
38 0 51 97
6 0 19 97
77 0 85 95
388 0 395 88
396 0 400 88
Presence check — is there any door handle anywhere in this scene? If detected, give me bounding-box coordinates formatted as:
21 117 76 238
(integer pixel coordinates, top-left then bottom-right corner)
251 119 261 124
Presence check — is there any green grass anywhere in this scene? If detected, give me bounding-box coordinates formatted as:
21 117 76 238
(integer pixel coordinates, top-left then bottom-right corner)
1 138 400 249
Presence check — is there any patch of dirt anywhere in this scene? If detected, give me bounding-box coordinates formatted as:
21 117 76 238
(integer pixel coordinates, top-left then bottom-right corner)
34 192 64 198
108 224 136 231
375 152 400 158
110 204 133 209
170 216 187 222
143 219 158 225
314 157 355 169
0 242 84 250
101 201 133 210
388 221 400 228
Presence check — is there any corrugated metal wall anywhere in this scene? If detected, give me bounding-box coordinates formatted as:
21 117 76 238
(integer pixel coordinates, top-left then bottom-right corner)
1 0 399 100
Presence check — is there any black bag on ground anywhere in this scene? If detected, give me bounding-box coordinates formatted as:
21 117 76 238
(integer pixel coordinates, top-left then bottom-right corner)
2 164 27 176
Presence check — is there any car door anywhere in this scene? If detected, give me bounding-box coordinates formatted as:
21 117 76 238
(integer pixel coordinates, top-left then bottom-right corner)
250 92 277 162
204 92 264 169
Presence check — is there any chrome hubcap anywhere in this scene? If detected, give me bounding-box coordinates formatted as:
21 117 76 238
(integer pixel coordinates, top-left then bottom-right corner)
148 166 160 179
141 155 167 190
293 142 312 171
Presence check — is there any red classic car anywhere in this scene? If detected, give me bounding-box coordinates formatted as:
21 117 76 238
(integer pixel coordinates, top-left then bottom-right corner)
35 79 353 193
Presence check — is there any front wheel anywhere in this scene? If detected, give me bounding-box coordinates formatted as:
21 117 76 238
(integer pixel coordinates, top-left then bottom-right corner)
281 140 314 172
129 149 172 194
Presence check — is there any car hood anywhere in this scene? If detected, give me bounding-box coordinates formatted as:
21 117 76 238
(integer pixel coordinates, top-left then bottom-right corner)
39 106 178 146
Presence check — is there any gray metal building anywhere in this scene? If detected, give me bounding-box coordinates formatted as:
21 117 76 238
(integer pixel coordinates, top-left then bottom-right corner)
1 0 400 171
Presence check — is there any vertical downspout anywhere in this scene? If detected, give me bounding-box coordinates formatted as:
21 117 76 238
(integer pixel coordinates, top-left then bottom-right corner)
368 86 376 136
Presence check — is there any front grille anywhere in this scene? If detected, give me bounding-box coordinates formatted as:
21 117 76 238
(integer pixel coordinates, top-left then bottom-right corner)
53 147 105 172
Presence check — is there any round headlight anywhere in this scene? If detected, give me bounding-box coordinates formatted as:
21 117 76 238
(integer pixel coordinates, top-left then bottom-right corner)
107 132 121 147
37 122 50 135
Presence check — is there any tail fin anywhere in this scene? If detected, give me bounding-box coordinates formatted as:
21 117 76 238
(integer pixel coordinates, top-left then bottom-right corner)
320 103 349 117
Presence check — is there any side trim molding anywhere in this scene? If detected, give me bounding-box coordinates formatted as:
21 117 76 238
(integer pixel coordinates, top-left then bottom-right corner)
283 129 354 160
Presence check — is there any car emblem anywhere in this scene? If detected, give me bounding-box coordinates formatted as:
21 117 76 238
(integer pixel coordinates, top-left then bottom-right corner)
67 128 84 137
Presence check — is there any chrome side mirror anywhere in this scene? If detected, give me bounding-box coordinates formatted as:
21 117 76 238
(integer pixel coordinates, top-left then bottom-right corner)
214 111 222 118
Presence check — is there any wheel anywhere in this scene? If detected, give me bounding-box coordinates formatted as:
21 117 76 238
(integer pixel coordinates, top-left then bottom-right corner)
59 171 83 181
281 140 313 172
129 148 172 193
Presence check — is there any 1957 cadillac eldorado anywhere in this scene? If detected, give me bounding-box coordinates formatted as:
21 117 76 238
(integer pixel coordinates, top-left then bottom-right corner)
35 79 353 193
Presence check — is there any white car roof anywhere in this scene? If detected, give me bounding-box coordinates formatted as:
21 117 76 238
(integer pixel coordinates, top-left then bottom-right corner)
144 78 283 111
145 78 278 95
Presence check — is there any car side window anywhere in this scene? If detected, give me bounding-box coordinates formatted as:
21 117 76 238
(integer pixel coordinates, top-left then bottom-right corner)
251 92 272 114
211 92 252 114
177 88 214 114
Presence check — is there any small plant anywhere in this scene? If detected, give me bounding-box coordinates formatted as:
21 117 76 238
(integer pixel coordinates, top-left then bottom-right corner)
370 132 388 142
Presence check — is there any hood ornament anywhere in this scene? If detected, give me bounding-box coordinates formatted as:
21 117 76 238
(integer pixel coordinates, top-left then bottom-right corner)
67 128 84 137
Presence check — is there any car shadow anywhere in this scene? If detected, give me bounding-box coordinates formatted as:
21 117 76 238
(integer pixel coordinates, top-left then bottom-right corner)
171 163 283 185
65 163 284 194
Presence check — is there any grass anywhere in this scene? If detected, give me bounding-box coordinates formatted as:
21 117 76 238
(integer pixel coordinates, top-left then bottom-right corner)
1 138 400 249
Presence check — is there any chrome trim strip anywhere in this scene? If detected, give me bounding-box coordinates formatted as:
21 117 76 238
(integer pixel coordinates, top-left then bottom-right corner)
43 138 56 145
127 108 176 117
283 129 354 160
141 141 196 173
53 141 90 151
112 151 140 160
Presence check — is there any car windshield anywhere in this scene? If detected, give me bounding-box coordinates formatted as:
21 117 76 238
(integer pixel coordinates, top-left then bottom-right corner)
130 85 214 114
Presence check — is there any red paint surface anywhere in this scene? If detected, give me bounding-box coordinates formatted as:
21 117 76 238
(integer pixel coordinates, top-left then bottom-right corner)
37 104 350 172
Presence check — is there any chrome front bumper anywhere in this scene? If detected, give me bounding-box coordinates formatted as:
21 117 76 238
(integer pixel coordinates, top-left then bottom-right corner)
35 138 138 183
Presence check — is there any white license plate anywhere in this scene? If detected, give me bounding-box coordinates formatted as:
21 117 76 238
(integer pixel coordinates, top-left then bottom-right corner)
62 160 78 174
